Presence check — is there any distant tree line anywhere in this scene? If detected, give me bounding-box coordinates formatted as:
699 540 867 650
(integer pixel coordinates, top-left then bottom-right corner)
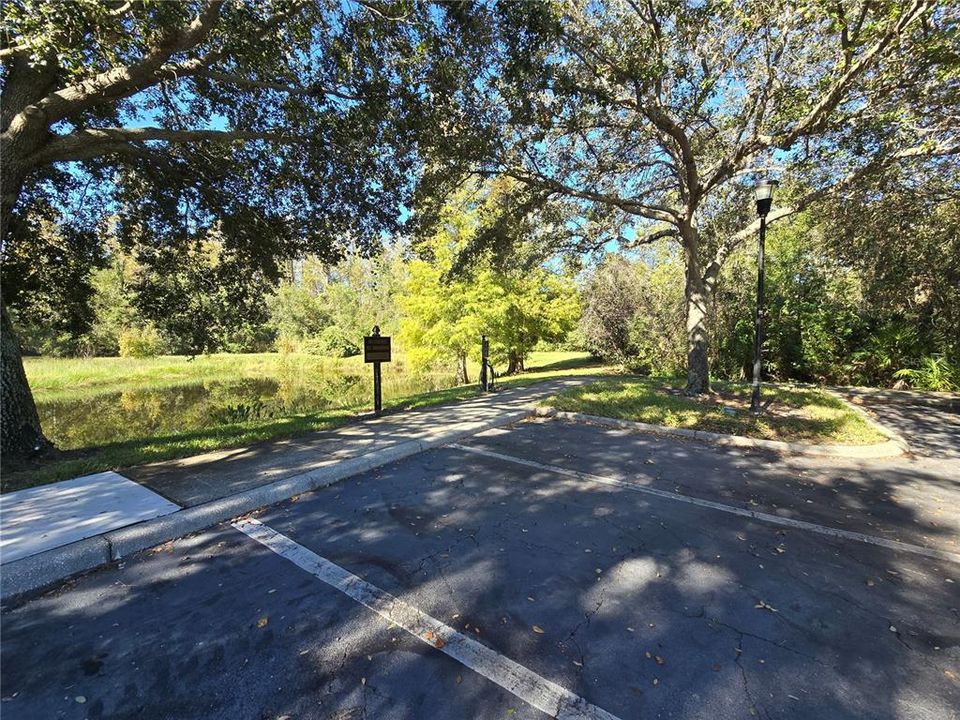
10 183 957 394
5 184 581 383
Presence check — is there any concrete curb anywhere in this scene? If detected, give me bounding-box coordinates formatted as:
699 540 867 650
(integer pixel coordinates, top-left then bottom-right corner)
0 409 532 603
0 535 111 602
533 407 909 459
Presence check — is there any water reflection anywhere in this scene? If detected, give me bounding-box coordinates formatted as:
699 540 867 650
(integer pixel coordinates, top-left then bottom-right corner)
38 371 458 450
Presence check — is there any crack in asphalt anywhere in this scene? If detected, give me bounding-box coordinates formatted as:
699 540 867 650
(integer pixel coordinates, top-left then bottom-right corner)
733 631 771 720
707 616 832 669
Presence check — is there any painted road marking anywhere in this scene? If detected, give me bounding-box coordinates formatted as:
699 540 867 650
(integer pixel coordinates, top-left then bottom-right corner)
449 444 960 564
233 517 622 720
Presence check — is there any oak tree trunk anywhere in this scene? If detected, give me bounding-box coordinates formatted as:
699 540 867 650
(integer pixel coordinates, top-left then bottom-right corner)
1 55 59 458
684 256 712 395
506 350 524 375
1 303 49 456
1 184 51 457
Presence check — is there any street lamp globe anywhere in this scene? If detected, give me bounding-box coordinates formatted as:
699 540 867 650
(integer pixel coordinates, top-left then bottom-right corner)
754 179 778 217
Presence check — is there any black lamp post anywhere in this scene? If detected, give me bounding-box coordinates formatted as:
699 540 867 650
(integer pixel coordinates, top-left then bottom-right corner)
750 179 778 415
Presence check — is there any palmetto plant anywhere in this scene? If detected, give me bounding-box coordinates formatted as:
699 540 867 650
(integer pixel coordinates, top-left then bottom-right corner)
894 356 960 393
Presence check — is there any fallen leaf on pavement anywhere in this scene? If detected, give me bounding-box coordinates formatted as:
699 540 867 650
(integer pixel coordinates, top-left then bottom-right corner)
257 617 269 628
532 625 545 634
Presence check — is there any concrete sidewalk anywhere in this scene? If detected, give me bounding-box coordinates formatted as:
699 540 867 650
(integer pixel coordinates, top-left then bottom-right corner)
0 377 596 601
127 378 596 507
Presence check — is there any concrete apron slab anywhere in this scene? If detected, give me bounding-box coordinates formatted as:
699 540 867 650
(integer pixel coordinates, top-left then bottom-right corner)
0 408 532 603
0 471 179 563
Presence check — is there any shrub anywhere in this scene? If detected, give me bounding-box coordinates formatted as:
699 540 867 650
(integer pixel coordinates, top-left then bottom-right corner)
275 334 302 355
311 326 360 358
893 355 960 392
118 325 165 358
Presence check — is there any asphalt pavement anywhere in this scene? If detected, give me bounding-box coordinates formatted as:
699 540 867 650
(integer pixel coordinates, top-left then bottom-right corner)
837 387 960 460
2 418 958 720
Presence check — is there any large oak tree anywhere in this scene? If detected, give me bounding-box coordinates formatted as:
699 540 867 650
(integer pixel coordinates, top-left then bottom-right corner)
418 0 959 393
0 0 474 456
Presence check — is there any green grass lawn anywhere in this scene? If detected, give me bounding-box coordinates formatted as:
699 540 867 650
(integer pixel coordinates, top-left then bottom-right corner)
545 377 887 445
6 351 610 491
24 353 370 402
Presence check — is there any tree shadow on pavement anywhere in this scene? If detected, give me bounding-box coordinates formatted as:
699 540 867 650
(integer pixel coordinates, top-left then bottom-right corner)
2 421 958 720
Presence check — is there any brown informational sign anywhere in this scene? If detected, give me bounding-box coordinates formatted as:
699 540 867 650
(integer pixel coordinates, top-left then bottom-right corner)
364 327 390 416
364 335 391 363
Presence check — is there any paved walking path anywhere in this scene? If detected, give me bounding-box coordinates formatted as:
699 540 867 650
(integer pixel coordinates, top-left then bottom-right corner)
127 378 601 506
835 386 960 459
0 378 595 572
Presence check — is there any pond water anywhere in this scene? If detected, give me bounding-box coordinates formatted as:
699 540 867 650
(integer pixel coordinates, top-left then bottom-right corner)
38 371 458 450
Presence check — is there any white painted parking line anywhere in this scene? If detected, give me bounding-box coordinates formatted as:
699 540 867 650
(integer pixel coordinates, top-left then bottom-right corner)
233 517 622 720
449 444 960 565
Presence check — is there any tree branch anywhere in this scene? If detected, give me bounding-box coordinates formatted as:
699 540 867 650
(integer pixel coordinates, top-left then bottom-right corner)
0 45 31 59
502 167 680 224
354 0 414 22
5 1 225 137
106 1 144 18
775 0 932 149
626 226 678 248
192 70 369 101
27 126 298 166
702 134 959 284
640 100 700 208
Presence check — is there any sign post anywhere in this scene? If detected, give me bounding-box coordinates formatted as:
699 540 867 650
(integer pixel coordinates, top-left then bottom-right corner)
363 326 391 416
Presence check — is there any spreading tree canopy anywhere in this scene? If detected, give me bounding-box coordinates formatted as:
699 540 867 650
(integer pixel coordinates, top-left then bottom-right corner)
0 0 481 455
416 0 960 393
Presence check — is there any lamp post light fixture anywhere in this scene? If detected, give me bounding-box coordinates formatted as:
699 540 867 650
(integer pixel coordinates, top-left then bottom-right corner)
750 179 778 415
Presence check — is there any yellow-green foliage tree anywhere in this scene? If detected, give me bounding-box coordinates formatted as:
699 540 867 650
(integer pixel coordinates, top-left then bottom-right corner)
400 188 579 383
482 271 580 375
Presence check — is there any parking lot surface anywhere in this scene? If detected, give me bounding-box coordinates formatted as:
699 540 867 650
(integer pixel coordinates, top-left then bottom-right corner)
2 419 958 719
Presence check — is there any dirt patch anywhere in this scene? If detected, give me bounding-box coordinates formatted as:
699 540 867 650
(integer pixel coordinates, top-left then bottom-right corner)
657 385 807 421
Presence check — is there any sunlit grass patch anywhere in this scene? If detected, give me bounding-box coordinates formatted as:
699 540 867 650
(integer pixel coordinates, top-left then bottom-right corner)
545 377 886 445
